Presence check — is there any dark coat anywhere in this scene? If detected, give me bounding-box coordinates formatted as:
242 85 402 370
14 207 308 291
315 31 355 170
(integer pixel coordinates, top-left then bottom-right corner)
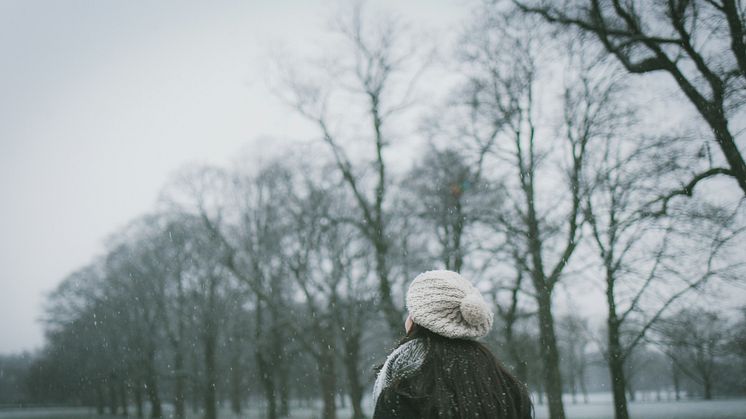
372 339 427 419
371 337 534 419
373 384 421 419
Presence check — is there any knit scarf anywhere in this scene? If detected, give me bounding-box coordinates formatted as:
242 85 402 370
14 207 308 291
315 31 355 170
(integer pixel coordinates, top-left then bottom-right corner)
372 339 428 404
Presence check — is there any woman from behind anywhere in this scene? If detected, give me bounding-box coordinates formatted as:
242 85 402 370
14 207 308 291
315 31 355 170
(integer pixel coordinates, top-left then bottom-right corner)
373 270 534 419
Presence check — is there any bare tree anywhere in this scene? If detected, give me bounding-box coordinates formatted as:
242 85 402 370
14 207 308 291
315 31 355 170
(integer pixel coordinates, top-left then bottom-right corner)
104 234 165 419
144 215 195 419
726 308 746 394
484 251 538 388
583 114 746 418
516 0 746 197
282 180 341 419
161 165 280 419
453 8 618 417
229 165 296 418
558 314 591 404
656 308 730 399
40 263 126 412
271 162 377 419
333 266 375 419
402 146 501 272
583 128 674 419
277 3 429 330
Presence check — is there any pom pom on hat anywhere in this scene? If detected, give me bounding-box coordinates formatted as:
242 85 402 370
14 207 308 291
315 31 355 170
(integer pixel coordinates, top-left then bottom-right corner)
406 270 493 339
460 292 490 326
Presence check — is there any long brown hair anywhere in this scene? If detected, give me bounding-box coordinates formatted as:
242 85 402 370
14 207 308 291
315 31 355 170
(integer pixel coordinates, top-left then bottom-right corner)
385 323 534 419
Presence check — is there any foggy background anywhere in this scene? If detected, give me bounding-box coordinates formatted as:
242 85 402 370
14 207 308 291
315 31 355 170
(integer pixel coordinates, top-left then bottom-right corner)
0 0 464 354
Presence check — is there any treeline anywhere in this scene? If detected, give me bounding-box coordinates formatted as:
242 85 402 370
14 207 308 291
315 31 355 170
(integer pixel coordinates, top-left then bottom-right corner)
5 1 746 419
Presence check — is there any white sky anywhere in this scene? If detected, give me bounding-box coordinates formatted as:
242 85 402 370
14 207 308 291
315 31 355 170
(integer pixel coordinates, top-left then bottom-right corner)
0 0 468 353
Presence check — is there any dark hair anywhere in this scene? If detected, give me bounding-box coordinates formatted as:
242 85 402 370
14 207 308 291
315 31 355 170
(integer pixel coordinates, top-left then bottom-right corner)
388 323 534 419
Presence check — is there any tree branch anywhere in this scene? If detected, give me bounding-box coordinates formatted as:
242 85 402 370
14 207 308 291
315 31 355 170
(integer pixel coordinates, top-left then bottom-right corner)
646 167 735 216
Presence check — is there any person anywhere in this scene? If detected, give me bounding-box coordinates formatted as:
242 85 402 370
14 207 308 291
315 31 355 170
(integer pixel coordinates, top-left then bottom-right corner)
372 270 534 419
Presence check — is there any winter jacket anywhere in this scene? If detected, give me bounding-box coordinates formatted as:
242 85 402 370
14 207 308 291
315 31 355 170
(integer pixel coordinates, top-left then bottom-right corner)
373 383 422 418
372 338 534 419
372 339 427 419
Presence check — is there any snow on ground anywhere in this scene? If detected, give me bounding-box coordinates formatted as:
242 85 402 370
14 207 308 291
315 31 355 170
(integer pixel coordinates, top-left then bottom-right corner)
534 399 746 419
0 408 101 419
2 399 746 419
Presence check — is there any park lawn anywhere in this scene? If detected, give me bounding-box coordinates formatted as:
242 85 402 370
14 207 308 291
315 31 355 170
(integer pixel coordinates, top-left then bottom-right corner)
534 399 746 419
2 399 746 419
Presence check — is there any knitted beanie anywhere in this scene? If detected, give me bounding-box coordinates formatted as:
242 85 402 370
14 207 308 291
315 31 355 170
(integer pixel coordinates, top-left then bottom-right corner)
406 270 494 339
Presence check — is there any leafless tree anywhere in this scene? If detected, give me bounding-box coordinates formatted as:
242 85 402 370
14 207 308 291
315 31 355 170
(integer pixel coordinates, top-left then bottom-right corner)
483 251 538 388
160 165 279 419
656 308 730 399
558 314 591 404
282 180 341 419
401 146 503 273
453 8 615 417
583 112 746 417
516 0 746 198
104 230 166 419
138 215 195 419
275 163 376 419
277 3 430 331
726 308 746 394
41 262 132 414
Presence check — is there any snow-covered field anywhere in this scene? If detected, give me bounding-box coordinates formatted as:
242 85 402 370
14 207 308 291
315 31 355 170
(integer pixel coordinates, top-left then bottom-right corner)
535 399 746 419
3 399 746 419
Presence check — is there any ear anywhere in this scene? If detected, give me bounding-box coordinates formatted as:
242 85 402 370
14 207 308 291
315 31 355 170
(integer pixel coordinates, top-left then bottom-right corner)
405 314 414 334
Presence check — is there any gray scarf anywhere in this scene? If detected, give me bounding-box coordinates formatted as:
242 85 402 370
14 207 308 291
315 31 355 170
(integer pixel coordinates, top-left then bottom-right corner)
373 339 428 403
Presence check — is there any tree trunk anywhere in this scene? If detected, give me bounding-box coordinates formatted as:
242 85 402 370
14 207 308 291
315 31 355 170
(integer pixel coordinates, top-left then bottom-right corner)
134 380 143 419
230 360 242 415
145 358 163 419
536 290 566 419
203 327 218 419
343 334 366 419
452 199 465 273
191 353 200 414
256 303 277 419
374 239 401 332
118 380 128 416
571 376 577 404
607 326 630 419
505 330 531 388
503 294 529 385
275 329 289 417
606 269 631 419
202 274 220 419
319 348 338 419
258 351 277 419
279 371 290 417
580 369 589 404
703 377 713 400
174 351 186 419
108 376 118 415
672 362 681 401
95 384 105 415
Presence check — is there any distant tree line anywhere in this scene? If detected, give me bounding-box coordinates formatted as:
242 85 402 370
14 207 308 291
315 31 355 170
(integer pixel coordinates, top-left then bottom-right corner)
2 1 745 419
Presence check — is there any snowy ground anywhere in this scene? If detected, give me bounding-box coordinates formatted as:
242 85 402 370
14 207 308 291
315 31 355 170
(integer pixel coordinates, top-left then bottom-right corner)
534 399 746 419
3 399 746 419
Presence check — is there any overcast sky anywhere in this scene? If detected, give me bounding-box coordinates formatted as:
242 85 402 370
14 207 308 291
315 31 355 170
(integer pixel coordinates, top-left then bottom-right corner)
0 0 467 353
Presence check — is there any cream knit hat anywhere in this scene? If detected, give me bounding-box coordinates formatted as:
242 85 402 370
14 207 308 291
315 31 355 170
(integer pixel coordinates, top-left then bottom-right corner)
406 270 494 339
